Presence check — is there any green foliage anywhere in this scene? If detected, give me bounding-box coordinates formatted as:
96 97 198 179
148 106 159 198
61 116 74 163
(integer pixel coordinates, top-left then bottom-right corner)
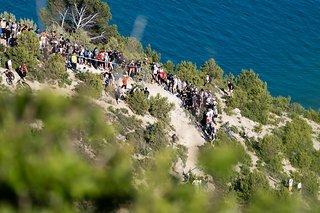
75 72 103 98
134 151 212 213
0 50 8 68
0 12 16 22
145 44 161 62
305 108 320 124
44 54 71 86
232 168 271 202
258 135 284 174
176 61 205 88
175 144 188 166
145 121 169 151
19 18 37 30
253 123 263 134
247 190 303 213
123 37 145 60
69 29 91 47
126 91 150 115
271 96 291 115
283 117 314 169
200 58 224 80
301 171 320 199
229 70 272 124
0 91 135 211
163 60 175 73
149 94 175 121
43 0 112 33
288 102 306 116
7 31 40 70
199 131 251 189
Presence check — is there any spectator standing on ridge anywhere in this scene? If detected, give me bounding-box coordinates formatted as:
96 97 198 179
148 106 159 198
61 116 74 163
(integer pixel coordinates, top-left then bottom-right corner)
115 85 121 104
7 59 12 71
122 75 128 89
227 80 234 96
288 178 293 192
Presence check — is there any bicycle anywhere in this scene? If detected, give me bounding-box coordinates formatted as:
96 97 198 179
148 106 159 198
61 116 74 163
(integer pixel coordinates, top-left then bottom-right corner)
223 123 237 140
16 79 32 92
3 69 15 85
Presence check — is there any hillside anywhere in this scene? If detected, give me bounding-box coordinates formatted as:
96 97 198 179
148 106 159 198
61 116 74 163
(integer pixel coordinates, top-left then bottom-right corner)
1 2 320 212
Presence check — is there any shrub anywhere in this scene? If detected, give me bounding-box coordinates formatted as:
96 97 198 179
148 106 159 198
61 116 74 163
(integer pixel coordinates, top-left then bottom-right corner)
30 54 71 85
176 61 205 88
0 12 16 22
145 121 169 151
145 44 161 62
258 135 284 174
304 108 320 124
288 102 306 116
149 94 175 121
163 60 175 73
228 70 272 124
232 168 271 202
126 90 150 115
75 72 103 98
283 117 314 169
43 54 71 86
7 31 40 70
271 96 291 115
200 58 224 81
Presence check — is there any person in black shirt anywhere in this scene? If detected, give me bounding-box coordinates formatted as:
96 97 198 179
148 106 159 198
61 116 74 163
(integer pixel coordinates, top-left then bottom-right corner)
227 80 234 96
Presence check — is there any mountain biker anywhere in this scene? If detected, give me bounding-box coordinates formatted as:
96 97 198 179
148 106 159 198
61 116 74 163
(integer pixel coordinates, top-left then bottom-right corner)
16 63 27 80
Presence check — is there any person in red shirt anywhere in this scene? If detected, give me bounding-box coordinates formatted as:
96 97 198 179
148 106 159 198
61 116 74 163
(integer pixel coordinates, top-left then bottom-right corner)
121 75 128 89
16 63 27 80
97 52 103 69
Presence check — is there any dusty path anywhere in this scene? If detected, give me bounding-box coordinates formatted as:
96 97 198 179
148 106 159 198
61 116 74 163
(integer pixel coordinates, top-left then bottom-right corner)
145 83 207 174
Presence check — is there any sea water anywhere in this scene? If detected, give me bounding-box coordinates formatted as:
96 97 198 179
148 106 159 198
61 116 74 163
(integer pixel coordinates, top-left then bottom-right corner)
1 0 319 110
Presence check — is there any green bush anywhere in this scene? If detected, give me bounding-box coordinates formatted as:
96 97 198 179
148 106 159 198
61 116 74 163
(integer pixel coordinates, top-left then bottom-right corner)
75 72 103 98
305 108 320 124
288 102 306 116
149 94 175 121
200 58 224 81
283 117 314 169
176 61 205 88
44 54 71 86
232 168 271 202
0 91 133 212
258 135 284 174
29 54 71 86
271 96 291 115
228 70 272 124
163 60 175 73
145 121 169 151
7 31 40 70
145 44 161 62
126 91 150 115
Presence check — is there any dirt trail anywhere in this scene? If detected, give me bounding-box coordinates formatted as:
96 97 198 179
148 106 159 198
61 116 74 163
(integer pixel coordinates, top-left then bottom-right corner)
145 83 206 174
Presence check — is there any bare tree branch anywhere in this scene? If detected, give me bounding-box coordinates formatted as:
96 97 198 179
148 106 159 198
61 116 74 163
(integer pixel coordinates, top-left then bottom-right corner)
90 31 106 41
58 8 68 28
71 3 99 30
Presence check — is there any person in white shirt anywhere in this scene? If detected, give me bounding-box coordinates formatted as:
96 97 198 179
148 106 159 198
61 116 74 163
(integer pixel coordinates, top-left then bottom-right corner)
7 59 12 71
206 108 214 129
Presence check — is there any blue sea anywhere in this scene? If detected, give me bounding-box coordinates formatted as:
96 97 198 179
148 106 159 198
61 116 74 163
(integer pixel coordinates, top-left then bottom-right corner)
1 0 320 110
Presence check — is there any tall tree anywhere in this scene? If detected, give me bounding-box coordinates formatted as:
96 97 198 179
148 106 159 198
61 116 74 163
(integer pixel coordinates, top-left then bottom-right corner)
41 0 112 35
